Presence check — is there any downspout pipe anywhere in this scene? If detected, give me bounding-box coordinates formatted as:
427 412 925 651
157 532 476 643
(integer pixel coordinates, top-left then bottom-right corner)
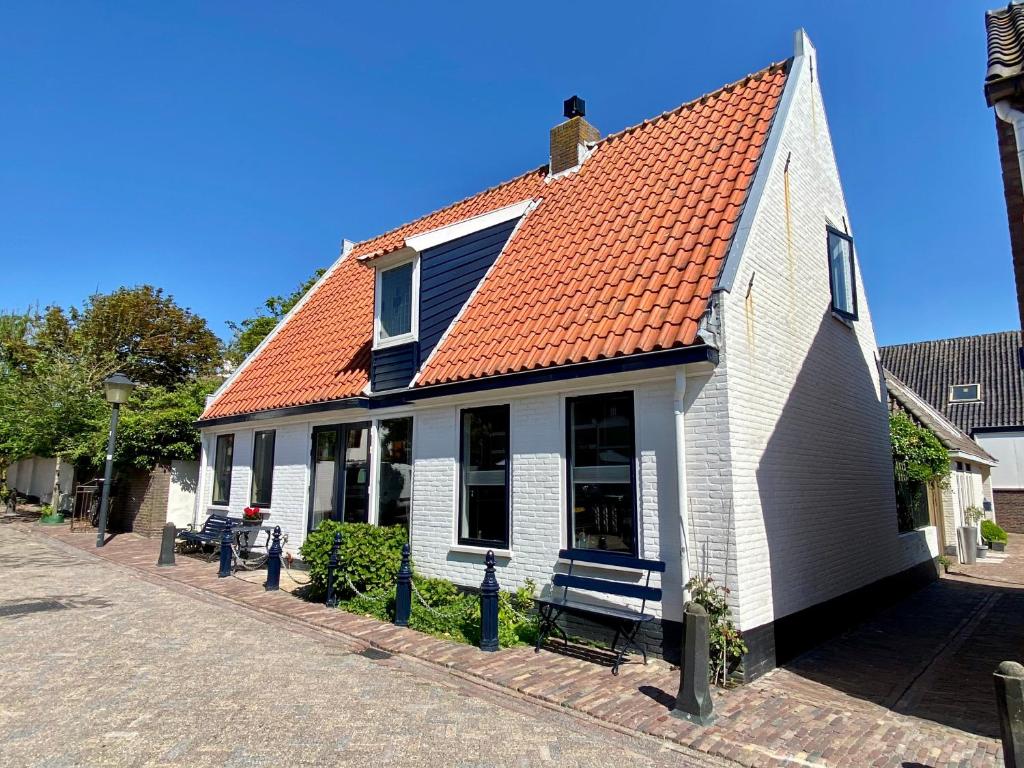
674 368 692 603
995 100 1024 183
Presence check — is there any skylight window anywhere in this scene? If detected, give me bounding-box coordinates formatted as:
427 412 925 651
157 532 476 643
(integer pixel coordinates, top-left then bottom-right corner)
949 384 981 403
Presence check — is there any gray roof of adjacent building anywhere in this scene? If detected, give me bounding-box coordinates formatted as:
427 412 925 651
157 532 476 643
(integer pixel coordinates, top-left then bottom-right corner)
879 331 1023 435
883 369 997 465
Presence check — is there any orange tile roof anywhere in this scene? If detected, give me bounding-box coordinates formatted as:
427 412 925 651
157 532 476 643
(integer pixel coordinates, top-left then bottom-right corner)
202 62 788 420
419 63 788 385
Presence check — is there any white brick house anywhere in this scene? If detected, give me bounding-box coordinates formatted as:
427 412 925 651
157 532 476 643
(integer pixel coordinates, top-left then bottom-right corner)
194 31 935 677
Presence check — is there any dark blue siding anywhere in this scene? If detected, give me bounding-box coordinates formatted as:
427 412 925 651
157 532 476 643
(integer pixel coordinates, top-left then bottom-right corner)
371 342 418 392
418 219 518 363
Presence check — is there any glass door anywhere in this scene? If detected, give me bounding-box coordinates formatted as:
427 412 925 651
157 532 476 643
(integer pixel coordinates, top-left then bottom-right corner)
308 422 371 531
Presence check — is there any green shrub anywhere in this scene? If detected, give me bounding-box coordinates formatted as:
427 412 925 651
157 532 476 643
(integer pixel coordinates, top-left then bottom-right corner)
298 520 407 600
981 519 1008 544
686 575 747 685
299 520 537 648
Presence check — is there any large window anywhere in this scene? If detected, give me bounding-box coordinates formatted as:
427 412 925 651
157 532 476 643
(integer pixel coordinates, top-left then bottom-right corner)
827 226 857 320
459 405 510 549
309 423 371 531
376 261 415 346
211 434 233 506
377 418 413 529
567 392 637 555
250 430 276 508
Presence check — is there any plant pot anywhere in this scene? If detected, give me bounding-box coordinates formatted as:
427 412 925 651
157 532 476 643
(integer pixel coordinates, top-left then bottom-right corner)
958 526 978 564
38 513 64 525
992 541 1006 552
977 547 988 559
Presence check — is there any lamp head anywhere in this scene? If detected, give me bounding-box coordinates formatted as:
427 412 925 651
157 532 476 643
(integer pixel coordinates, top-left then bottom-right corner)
103 373 136 404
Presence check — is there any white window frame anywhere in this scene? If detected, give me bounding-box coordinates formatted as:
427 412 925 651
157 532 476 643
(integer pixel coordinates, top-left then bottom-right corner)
949 383 982 403
373 254 420 350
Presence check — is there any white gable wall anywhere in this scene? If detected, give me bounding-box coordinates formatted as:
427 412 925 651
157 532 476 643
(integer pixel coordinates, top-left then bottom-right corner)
718 36 936 633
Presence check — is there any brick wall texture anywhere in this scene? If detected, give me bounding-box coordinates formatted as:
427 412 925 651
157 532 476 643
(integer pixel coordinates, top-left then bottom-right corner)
114 464 171 537
995 490 1024 533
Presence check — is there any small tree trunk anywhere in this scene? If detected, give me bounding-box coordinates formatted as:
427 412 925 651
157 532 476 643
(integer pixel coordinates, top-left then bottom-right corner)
51 455 62 512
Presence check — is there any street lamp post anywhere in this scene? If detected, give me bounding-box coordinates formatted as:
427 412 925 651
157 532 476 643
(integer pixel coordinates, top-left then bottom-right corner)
96 373 136 548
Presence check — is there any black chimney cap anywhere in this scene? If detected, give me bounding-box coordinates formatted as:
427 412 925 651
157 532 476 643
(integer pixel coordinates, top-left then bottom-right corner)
563 95 585 119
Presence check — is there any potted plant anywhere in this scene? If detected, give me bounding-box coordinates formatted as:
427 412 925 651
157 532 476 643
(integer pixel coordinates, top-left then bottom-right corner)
959 506 985 563
981 519 1009 552
242 506 264 525
38 503 63 525
938 554 952 574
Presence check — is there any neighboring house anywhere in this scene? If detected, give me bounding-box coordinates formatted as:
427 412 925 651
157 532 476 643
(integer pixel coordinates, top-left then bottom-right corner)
113 461 200 535
985 1 1024 332
195 31 936 679
881 332 1024 531
883 370 998 561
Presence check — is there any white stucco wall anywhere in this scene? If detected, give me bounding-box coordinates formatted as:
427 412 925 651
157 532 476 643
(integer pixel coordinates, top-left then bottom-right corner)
5 456 74 509
166 460 199 529
974 432 1024 490
715 36 936 632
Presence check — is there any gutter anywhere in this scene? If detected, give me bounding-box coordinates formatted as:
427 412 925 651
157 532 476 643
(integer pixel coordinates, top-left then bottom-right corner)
995 100 1024 194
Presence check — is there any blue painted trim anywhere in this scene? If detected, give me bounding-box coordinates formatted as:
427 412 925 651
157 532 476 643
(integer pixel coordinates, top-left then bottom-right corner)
715 57 798 294
197 345 717 425
196 397 370 428
372 344 717 409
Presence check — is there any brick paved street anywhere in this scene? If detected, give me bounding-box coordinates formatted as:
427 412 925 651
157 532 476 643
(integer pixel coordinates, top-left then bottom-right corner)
8 519 1019 767
0 524 716 767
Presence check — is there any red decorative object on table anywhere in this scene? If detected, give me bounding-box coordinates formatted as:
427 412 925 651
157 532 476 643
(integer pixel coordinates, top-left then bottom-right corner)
242 506 262 523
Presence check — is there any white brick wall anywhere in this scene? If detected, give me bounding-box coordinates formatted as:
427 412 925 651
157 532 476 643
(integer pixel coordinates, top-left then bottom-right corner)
717 37 936 631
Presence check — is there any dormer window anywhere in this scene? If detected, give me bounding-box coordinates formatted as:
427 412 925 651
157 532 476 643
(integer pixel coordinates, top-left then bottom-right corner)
950 384 981 403
374 258 419 349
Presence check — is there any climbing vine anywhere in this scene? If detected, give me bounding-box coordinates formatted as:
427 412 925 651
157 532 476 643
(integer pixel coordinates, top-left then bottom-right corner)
889 412 949 484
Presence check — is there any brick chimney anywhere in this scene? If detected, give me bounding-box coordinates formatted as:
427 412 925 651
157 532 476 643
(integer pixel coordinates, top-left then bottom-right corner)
550 95 599 175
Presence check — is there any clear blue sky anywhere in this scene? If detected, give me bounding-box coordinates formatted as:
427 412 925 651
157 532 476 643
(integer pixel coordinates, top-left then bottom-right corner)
0 1 1012 346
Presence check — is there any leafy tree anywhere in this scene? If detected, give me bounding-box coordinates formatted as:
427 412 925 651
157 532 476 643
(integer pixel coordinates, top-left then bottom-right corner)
69 285 223 387
227 268 325 362
889 412 949 532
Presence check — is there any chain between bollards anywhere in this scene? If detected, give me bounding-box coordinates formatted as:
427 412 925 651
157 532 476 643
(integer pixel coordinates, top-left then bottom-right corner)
479 550 499 652
394 543 412 627
264 526 282 591
326 531 341 607
217 521 234 578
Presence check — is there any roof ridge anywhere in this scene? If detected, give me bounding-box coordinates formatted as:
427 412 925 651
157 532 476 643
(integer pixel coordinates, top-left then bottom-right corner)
351 165 547 252
592 60 791 150
880 329 1022 348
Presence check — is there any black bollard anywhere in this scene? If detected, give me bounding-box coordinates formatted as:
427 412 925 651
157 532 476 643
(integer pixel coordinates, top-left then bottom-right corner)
995 661 1024 767
157 522 176 567
394 543 412 626
326 531 341 607
218 521 234 578
671 602 715 725
264 526 282 592
479 550 499 652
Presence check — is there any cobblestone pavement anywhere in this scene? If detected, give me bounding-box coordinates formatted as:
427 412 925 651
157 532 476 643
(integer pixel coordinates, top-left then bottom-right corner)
11 520 1014 767
0 525 716 767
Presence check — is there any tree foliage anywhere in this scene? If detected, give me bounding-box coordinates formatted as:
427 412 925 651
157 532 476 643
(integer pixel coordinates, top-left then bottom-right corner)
227 268 325 362
889 412 949 484
0 286 223 474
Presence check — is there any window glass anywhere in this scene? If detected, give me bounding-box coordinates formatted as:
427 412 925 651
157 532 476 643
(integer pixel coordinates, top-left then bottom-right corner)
379 262 413 341
342 425 370 523
950 384 981 402
377 418 413 529
895 479 930 533
568 392 636 554
309 428 337 530
459 406 510 548
250 430 276 507
212 434 233 506
827 228 857 318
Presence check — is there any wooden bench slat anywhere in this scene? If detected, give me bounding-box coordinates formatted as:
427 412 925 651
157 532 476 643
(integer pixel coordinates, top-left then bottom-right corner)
536 595 655 623
552 573 662 603
557 548 666 572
